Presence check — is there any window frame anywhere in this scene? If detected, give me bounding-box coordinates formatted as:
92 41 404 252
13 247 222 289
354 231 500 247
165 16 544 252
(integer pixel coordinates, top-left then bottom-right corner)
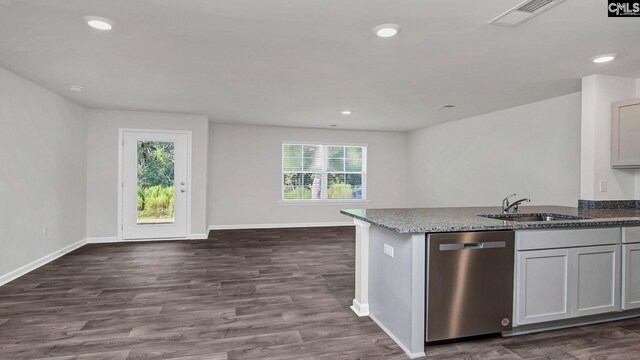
281 141 368 203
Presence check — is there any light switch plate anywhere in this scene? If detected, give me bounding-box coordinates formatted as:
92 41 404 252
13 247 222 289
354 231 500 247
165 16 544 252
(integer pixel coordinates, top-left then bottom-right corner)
599 180 608 192
383 244 394 258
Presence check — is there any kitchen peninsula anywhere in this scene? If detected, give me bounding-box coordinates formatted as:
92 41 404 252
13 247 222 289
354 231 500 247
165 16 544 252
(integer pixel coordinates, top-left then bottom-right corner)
341 205 640 359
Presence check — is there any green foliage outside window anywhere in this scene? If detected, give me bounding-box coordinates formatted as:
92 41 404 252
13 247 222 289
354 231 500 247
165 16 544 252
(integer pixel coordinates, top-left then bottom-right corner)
137 141 175 222
282 144 365 200
138 185 175 219
137 141 175 188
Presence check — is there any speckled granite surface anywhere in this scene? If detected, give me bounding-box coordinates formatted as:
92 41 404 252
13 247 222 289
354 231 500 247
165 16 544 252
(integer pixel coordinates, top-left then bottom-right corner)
578 200 640 209
340 206 640 234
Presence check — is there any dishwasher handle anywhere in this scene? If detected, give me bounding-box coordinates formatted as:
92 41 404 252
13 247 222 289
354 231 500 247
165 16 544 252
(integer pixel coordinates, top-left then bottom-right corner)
439 241 506 251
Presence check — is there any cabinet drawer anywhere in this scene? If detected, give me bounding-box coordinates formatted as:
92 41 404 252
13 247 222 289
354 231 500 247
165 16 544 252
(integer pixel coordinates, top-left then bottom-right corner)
623 227 640 244
516 228 621 250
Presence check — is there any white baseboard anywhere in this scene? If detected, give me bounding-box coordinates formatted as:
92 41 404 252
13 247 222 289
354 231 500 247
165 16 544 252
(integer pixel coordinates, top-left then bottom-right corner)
369 314 426 359
188 233 208 240
87 234 208 244
86 236 120 244
504 310 640 337
350 299 370 317
208 222 354 232
0 238 87 287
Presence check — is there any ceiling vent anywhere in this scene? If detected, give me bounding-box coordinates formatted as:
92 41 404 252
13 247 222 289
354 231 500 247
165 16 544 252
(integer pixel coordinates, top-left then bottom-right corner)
489 0 566 27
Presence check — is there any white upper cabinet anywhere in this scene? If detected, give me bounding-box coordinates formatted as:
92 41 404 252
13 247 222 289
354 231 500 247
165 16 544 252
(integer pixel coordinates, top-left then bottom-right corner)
612 98 640 168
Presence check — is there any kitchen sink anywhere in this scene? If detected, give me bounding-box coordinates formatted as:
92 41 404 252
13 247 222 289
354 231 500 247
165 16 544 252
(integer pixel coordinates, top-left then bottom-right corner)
479 213 591 222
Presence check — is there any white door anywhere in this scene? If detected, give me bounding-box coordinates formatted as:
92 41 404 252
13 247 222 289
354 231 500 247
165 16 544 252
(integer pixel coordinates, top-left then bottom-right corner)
121 130 189 239
573 245 620 317
623 243 640 310
515 248 571 325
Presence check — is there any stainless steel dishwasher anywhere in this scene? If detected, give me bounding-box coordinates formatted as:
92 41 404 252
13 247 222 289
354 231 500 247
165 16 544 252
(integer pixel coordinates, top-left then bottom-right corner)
426 231 515 343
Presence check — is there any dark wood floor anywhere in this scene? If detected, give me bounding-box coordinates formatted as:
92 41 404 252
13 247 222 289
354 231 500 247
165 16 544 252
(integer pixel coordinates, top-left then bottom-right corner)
2 227 640 359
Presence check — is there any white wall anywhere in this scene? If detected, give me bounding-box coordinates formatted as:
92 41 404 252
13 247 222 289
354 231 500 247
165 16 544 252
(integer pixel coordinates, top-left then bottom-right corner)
86 110 209 238
635 77 640 199
407 92 582 207
581 74 638 200
208 124 409 227
0 67 87 278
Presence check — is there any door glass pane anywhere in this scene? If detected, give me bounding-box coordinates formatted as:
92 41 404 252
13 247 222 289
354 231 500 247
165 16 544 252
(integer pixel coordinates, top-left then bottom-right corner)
137 141 175 224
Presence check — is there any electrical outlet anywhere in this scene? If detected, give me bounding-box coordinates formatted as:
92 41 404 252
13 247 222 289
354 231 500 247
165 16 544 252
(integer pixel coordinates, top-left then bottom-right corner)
599 180 608 192
43 225 49 236
383 244 394 258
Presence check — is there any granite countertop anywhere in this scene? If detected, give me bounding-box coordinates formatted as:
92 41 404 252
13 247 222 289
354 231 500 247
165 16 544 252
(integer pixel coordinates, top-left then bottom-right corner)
340 206 640 234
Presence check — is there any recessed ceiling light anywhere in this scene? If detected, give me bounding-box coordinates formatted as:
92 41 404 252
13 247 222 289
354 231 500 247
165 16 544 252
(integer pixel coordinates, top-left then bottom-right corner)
341 110 352 115
373 24 401 38
84 16 113 31
592 54 616 64
69 85 83 92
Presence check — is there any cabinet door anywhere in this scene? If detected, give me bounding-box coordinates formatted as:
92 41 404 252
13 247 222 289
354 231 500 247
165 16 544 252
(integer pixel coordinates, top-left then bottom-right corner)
612 98 640 168
623 243 640 310
516 249 571 325
572 245 621 317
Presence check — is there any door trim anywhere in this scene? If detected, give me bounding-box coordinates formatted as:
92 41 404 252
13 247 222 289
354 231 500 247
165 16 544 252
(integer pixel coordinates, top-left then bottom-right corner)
117 128 193 241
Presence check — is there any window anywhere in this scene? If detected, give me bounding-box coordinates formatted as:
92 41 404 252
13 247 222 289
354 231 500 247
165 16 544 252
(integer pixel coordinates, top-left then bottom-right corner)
282 143 367 201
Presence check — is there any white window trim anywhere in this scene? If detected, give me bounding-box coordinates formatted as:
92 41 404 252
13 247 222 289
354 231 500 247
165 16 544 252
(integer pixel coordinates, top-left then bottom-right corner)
281 141 368 203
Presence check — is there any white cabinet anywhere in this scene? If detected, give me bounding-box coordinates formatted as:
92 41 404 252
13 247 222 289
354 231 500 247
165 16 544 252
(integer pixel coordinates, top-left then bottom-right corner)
516 249 570 324
623 243 640 310
611 97 640 168
573 245 620 316
622 227 640 310
516 245 621 325
516 228 621 250
623 226 640 244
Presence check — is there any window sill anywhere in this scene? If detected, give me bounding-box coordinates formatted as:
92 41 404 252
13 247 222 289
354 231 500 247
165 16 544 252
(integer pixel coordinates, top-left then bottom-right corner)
277 200 371 206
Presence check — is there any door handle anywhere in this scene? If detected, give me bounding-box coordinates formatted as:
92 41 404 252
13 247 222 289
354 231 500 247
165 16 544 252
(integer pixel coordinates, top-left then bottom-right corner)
439 243 484 251
439 241 505 251
463 243 483 249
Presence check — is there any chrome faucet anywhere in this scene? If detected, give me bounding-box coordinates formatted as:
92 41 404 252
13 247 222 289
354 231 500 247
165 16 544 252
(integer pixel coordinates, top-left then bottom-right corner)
501 194 531 214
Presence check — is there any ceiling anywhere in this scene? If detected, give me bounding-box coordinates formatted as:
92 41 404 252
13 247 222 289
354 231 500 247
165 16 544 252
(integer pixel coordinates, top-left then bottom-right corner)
0 0 639 131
